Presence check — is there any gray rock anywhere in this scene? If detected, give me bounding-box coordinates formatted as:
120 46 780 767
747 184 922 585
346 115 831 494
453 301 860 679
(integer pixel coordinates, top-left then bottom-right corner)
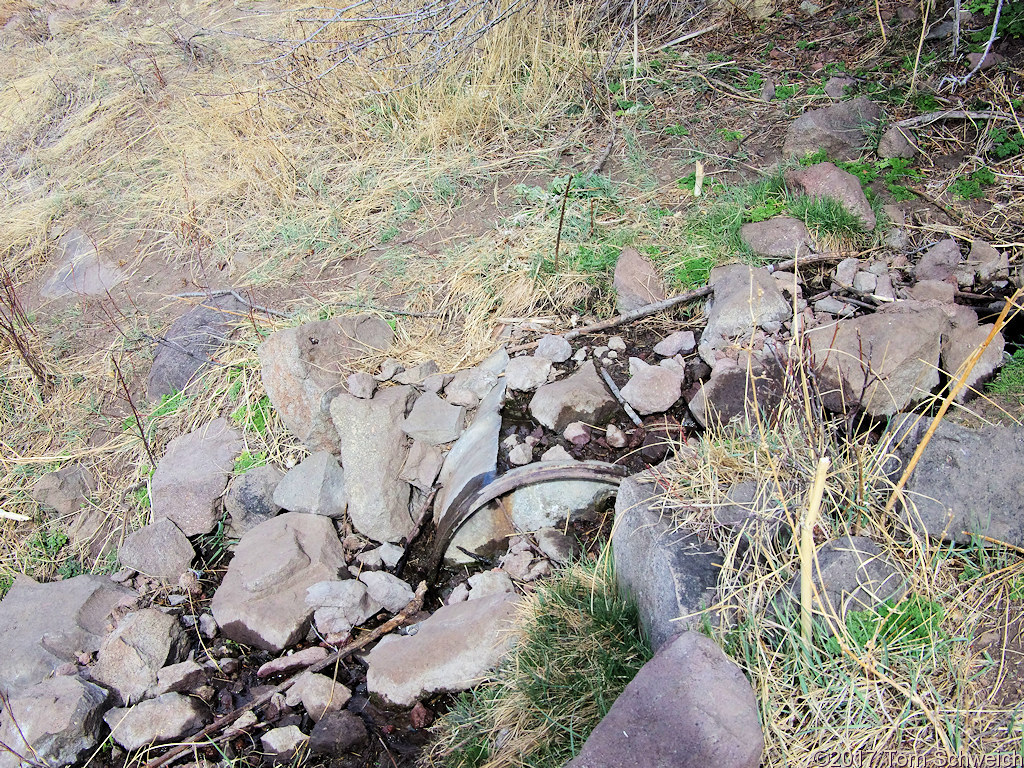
942 321 1005 400
118 519 195 583
0 575 136 696
833 257 861 289
967 51 1004 69
613 474 723 650
915 238 961 283
225 464 284 536
257 647 330 678
309 710 368 756
887 416 1024 545
535 335 572 363
564 421 591 445
31 464 93 516
41 229 126 299
346 372 376 399
422 372 451 393
620 358 683 416
446 367 499 408
739 217 814 258
605 423 627 448
906 279 955 303
852 271 877 293
147 295 243 401
0 677 110 768
961 240 1009 286
874 274 896 302
785 162 876 231
307 580 381 635
535 527 579 564
877 125 916 159
507 474 615 532
150 418 242 536
154 659 208 696
688 356 785 429
273 451 347 518
775 536 906 620
613 247 667 313
653 330 696 357
782 97 882 160
259 315 395 453
92 608 189 705
375 358 403 382
330 386 415 543
529 360 618 432
286 672 351 722
466 569 516 599
505 355 553 392
104 693 208 751
541 444 574 461
508 442 534 466
366 593 520 707
565 631 762 768
698 264 790 364
394 360 440 385
402 392 465 445
399 440 444 491
211 513 347 652
823 75 856 99
358 571 415 613
808 302 948 416
260 725 308 764
716 480 791 540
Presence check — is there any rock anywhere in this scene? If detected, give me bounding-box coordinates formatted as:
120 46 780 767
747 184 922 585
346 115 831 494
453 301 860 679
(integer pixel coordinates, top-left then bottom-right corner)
376 359 403 382
402 392 465 445
535 527 579 564
915 238 961 283
739 217 814 258
877 125 916 159
104 693 208 751
330 387 415 543
0 575 136 696
273 451 347 518
785 162 876 231
399 441 444 491
620 358 682 416
0 677 110 768
688 356 785 429
613 474 723 650
698 264 790 364
446 367 499 408
466 569 516 599
394 360 440 385
833 257 860 289
508 442 534 466
358 571 415 613
540 444 574 461
967 51 1004 70
906 280 955 303
874 274 896 302
346 372 376 399
505 355 553 392
613 247 667 313
565 631 762 768
823 75 856 99
529 360 618 432
535 335 572 363
150 418 242 536
225 464 284 536
31 464 93 515
887 417 1024 545
257 646 330 678
653 330 696 357
92 609 189 704
808 302 948 416
287 672 351 721
366 594 520 707
261 725 308 765
775 536 906 620
507 475 615 532
852 271 877 293
259 315 394 453
942 321 1004 399
782 97 882 161
307 580 381 635
309 710 368 756
155 660 208 696
500 548 551 582
607 336 626 353
212 513 347 652
198 615 218 639
564 421 591 445
147 295 243 400
957 240 1008 287
605 424 627 448
118 519 194 583
41 229 126 299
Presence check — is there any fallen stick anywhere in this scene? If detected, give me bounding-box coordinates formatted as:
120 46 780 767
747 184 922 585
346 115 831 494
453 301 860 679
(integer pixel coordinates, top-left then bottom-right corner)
597 362 643 427
144 581 427 768
896 109 1013 129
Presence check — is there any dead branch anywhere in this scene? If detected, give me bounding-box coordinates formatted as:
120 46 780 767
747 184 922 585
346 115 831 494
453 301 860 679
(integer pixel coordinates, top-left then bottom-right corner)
144 581 427 768
896 109 1013 129
597 360 643 427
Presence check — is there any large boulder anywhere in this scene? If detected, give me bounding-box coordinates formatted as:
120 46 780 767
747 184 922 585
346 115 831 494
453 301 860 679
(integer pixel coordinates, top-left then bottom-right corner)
330 386 415 543
529 360 618 432
613 474 723 650
698 264 790 365
367 593 520 707
782 97 882 160
211 513 347 652
565 631 763 768
0 575 136 696
91 608 189 704
258 314 394 453
150 418 242 536
147 294 243 401
0 677 111 768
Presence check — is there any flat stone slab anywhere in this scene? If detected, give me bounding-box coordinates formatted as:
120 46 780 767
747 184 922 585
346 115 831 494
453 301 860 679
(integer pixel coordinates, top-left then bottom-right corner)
41 229 126 299
613 247 667 313
402 392 465 445
740 216 813 258
273 451 347 518
530 360 618 432
104 693 208 752
118 519 195 583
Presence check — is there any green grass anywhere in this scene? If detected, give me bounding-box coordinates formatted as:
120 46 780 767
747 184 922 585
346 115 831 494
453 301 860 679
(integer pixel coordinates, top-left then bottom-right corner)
826 595 945 660
788 195 868 241
425 555 651 768
986 349 1024 401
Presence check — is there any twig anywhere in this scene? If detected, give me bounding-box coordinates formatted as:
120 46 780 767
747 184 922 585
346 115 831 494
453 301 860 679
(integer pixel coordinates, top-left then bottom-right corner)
171 289 289 319
553 174 573 273
111 355 157 468
896 109 1013 129
144 581 427 768
942 0 1004 90
653 21 724 51
0 266 54 394
597 362 643 427
589 125 618 174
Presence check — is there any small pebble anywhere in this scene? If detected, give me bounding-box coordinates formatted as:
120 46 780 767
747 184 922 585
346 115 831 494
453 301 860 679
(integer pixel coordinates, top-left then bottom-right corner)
607 336 626 352
606 424 627 449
